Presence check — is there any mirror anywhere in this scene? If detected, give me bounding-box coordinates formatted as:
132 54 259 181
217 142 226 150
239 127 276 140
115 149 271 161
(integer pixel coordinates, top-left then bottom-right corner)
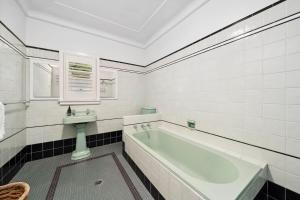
30 59 60 99
99 69 118 99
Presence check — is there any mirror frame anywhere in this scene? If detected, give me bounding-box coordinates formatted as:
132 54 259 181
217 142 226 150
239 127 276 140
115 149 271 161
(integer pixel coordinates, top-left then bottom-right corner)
99 68 118 100
29 58 60 100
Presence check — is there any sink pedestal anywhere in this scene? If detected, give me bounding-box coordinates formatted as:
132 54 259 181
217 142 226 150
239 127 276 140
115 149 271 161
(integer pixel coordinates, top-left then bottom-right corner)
63 110 96 160
71 123 90 160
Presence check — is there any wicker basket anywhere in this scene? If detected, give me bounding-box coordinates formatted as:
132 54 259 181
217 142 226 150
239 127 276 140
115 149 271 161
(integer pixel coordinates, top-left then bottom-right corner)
0 182 30 200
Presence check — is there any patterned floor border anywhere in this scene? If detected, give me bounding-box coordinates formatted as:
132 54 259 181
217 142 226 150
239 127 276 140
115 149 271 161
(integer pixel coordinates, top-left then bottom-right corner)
46 152 142 200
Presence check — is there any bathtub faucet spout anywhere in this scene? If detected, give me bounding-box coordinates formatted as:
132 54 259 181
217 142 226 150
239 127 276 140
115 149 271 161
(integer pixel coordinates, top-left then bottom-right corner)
147 123 151 129
141 124 147 130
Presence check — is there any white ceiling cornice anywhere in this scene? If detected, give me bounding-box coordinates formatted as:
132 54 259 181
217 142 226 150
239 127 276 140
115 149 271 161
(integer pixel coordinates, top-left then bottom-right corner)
26 10 145 48
54 0 168 33
143 0 210 48
16 0 145 48
16 0 210 49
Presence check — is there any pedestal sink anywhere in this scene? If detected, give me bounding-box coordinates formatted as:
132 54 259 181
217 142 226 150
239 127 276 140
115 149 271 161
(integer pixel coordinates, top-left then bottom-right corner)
63 110 97 160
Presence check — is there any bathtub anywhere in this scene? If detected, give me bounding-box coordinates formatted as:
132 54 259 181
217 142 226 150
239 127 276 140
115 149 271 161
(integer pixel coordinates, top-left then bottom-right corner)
124 127 266 200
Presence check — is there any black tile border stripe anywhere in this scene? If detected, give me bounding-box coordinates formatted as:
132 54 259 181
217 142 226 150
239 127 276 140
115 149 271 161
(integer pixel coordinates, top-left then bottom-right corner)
0 118 123 143
46 152 142 200
26 45 59 53
99 65 144 74
26 56 59 61
100 58 144 68
125 120 300 160
102 1 297 72
145 12 300 74
160 120 300 160
254 181 300 200
0 21 26 46
112 153 143 200
0 130 123 185
0 21 59 60
25 117 124 129
123 120 161 126
91 0 289 70
123 148 165 200
0 20 59 53
0 32 58 61
0 146 27 186
144 0 286 67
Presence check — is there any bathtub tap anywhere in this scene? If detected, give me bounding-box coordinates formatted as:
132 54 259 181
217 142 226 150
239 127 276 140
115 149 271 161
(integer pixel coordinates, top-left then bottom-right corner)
141 124 146 130
141 124 150 138
146 123 151 129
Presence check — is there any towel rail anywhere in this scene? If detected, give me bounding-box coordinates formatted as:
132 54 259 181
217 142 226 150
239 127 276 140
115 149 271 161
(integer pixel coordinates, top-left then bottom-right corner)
2 101 28 105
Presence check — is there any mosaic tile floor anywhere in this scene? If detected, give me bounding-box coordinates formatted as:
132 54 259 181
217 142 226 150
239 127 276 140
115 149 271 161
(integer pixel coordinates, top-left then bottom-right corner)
12 143 154 200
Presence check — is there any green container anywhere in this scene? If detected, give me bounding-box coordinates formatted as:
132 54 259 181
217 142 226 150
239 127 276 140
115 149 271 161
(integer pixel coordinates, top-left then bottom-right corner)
141 107 156 114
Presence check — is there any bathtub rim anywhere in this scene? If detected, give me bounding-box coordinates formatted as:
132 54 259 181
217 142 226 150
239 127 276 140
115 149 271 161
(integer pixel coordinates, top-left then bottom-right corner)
124 132 208 199
124 126 267 200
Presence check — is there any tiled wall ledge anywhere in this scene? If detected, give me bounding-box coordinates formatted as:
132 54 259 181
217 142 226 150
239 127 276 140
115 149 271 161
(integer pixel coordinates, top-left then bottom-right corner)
0 130 122 185
25 117 124 145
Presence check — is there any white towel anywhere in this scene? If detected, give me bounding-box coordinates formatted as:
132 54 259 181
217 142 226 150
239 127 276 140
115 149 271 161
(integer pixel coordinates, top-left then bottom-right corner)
0 102 4 140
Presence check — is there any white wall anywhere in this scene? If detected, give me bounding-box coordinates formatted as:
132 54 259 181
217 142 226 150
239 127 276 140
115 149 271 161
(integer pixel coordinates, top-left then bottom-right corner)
25 18 146 65
144 0 300 194
24 17 147 144
144 0 278 64
0 0 27 168
0 41 26 167
26 61 145 144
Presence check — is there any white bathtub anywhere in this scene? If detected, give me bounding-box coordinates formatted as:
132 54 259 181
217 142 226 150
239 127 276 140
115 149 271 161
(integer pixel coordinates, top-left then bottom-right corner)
124 126 266 200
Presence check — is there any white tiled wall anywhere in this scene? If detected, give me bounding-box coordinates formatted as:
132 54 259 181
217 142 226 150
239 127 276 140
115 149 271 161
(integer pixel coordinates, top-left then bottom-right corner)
0 37 26 168
26 60 145 144
144 0 300 194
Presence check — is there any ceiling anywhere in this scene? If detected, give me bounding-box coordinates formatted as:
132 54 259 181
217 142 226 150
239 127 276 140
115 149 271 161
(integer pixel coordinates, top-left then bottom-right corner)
17 0 209 48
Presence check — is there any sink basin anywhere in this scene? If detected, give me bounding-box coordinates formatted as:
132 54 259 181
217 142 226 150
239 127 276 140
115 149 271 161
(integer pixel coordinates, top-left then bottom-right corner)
63 111 97 124
63 110 97 160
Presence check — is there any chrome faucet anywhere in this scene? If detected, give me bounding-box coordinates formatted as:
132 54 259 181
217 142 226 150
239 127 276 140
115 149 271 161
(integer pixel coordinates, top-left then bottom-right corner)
133 125 138 130
141 124 146 130
146 123 151 129
141 124 150 138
